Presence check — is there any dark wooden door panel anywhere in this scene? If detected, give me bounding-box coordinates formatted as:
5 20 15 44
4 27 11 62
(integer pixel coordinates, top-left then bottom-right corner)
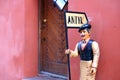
40 0 68 76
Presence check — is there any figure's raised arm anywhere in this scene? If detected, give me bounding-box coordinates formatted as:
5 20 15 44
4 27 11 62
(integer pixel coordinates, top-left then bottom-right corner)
65 43 79 57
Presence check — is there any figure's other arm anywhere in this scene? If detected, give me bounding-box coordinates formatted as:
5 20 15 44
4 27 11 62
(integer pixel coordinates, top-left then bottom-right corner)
92 41 100 68
90 41 100 74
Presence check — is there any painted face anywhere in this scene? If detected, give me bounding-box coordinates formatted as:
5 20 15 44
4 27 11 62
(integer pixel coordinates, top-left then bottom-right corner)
80 29 90 40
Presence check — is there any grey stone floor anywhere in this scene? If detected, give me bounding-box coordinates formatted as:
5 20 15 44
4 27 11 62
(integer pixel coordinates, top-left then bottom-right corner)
23 72 68 80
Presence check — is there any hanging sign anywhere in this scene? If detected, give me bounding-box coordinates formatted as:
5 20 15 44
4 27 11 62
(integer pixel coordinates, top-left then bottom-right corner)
64 11 88 28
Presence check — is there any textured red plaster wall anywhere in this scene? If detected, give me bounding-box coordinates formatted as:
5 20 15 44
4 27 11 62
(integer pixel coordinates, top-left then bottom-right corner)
0 0 38 80
68 0 120 80
0 0 25 80
24 0 38 78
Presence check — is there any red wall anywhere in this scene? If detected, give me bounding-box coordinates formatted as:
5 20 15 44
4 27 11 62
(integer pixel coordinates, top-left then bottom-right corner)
68 0 120 80
24 0 38 78
0 0 38 80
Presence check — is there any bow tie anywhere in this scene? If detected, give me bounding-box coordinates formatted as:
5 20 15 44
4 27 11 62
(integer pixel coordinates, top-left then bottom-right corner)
82 40 86 44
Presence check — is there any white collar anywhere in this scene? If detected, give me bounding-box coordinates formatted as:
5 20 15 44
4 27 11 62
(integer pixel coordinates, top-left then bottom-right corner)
82 38 90 43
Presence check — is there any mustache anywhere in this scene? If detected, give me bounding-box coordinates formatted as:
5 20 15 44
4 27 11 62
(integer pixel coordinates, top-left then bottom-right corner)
81 35 85 37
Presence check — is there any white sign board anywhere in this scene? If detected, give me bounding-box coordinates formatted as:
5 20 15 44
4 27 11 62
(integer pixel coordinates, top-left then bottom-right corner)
64 11 88 28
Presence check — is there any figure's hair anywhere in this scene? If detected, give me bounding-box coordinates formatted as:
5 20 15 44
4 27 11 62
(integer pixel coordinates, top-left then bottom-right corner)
86 28 91 33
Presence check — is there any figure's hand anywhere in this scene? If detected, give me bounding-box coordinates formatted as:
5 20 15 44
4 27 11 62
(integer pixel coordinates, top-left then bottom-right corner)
90 67 96 74
65 49 71 55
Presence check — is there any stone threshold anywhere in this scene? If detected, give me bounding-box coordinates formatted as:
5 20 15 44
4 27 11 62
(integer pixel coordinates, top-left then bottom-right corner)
22 71 68 80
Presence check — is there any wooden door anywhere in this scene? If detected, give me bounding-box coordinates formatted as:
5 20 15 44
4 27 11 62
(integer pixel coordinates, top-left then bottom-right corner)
40 0 68 76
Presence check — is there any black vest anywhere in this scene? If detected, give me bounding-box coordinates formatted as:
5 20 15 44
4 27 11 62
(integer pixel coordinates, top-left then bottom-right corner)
78 39 94 61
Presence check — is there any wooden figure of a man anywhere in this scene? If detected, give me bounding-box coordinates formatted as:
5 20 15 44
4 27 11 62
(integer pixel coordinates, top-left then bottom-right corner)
65 23 100 80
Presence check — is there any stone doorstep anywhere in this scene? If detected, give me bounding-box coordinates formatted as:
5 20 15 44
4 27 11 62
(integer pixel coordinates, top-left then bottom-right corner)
22 71 68 80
